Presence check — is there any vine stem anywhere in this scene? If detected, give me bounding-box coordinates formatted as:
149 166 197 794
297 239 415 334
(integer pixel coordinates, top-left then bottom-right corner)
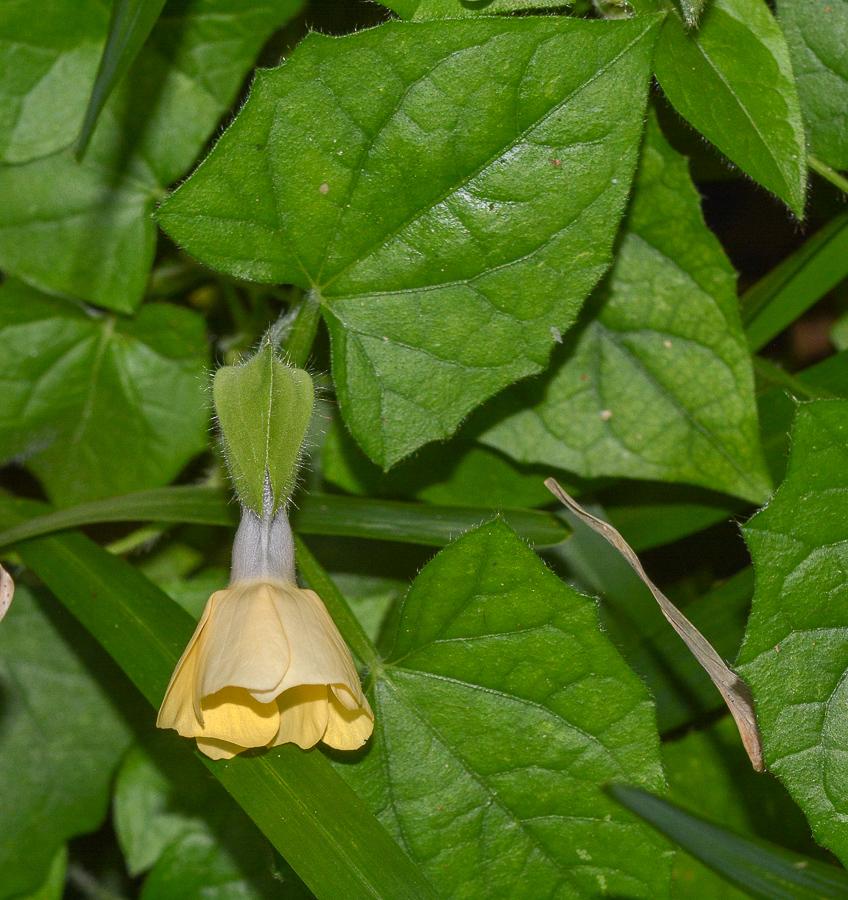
809 154 848 197
280 289 321 368
293 534 382 673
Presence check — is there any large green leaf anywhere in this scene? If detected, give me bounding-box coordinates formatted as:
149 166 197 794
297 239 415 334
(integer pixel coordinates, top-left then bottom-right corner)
336 518 672 899
481 110 772 504
157 16 661 468
0 0 302 312
0 279 208 506
0 585 134 900
780 0 848 170
737 399 848 863
652 0 807 216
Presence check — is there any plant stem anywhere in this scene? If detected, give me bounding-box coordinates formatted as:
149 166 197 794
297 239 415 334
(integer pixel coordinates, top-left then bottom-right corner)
66 865 129 900
809 155 848 197
293 534 381 671
282 289 321 368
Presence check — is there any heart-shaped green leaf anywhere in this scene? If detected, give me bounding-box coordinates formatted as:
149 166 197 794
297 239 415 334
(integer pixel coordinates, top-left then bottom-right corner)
158 16 661 468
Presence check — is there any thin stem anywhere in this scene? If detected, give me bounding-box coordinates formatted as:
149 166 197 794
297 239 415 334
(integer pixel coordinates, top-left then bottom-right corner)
66 865 129 900
809 154 848 197
282 289 321 368
293 534 381 671
753 356 836 401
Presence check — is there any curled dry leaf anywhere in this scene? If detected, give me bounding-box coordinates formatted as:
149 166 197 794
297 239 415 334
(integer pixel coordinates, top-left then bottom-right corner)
0 563 14 623
545 478 764 772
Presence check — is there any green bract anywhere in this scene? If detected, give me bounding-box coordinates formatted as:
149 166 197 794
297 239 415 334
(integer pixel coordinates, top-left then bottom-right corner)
213 344 314 514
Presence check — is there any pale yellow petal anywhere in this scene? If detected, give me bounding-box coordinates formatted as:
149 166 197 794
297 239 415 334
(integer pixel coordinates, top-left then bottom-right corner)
196 581 289 699
156 593 217 735
271 583 366 704
272 684 329 750
199 686 280 748
196 737 244 760
323 688 374 750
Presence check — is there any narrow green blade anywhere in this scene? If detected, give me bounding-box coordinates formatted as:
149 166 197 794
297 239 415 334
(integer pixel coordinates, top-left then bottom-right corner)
742 213 848 352
76 0 168 157
0 488 568 549
16 530 440 900
611 785 848 899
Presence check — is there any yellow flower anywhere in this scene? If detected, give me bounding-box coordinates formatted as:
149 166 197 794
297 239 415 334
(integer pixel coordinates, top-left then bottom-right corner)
157 576 374 759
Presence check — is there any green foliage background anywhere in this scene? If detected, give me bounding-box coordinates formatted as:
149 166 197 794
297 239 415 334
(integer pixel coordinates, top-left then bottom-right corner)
1 0 848 897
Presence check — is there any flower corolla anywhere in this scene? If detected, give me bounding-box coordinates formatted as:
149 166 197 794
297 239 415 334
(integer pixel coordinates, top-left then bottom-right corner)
157 500 373 759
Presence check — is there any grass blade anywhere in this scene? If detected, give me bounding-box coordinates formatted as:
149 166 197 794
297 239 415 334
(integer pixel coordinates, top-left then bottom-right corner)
0 488 568 549
76 0 168 157
610 785 848 899
742 213 848 352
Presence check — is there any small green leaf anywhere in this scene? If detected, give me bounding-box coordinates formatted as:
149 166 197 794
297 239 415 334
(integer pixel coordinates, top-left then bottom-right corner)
737 399 848 864
742 212 848 352
0 586 133 900
481 110 772 504
611 785 848 899
116 735 310 898
214 345 314 514
76 0 169 157
0 0 303 312
679 0 709 27
0 280 208 506
780 0 848 171
158 16 662 468
653 0 808 216
338 518 673 899
141 830 307 900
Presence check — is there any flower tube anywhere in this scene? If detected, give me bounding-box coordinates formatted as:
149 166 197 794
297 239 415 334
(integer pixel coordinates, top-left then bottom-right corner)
157 484 374 760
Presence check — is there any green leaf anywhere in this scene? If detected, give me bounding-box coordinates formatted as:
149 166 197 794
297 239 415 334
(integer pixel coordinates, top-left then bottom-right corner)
0 585 133 900
141 830 307 900
653 0 808 216
737 398 848 864
214 345 315 514
662 716 825 900
115 735 310 898
157 16 662 468
611 785 848 899
780 0 848 170
0 0 303 312
0 5 106 164
337 518 673 899
742 213 848 352
77 0 169 157
322 418 554 510
0 280 208 506
13 528 442 900
381 0 569 20
19 847 67 900
0 486 569 549
481 110 772 505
